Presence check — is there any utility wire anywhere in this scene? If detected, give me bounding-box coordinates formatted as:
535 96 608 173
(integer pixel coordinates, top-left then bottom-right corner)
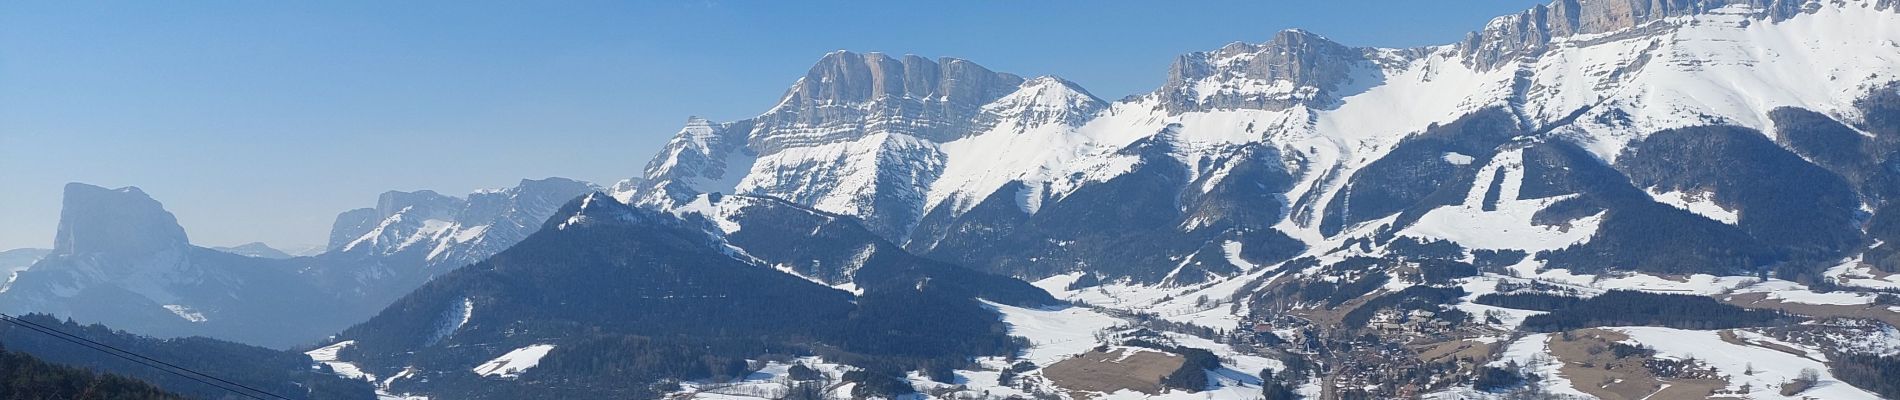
0 314 277 400
0 313 283 400
0 313 293 400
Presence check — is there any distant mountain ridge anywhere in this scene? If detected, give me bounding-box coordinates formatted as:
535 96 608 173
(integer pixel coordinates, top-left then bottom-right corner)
318 192 1055 398
212 242 293 259
0 179 596 348
14 0 1900 398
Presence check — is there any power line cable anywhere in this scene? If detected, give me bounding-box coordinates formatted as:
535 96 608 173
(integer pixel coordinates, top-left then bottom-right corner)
0 313 293 400
0 314 275 399
0 313 282 399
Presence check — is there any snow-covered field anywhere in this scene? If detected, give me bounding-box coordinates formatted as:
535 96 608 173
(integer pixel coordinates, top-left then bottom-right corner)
306 340 432 400
305 341 374 382
471 344 556 378
1615 327 1882 399
1733 280 1881 306
1482 327 1888 399
668 357 860 400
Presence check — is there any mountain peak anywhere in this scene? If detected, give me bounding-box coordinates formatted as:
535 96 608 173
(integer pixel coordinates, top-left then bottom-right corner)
1156 27 1365 113
1457 0 1829 69
784 50 1026 106
329 178 595 264
1272 27 1329 43
510 177 590 194
211 242 292 259
549 192 642 230
982 75 1107 126
53 183 188 256
758 50 1027 149
374 189 457 219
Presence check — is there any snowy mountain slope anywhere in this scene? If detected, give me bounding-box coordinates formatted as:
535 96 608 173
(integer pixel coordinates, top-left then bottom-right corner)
590 1 1900 398
317 192 1059 399
670 192 1057 305
615 117 756 207
617 51 1037 241
318 178 595 296
20 1 1900 398
619 0 1900 289
0 248 50 294
327 178 595 268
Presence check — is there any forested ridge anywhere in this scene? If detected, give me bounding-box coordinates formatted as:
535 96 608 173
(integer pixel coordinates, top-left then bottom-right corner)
0 342 184 400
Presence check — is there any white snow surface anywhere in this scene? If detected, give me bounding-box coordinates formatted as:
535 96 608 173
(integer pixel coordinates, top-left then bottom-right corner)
471 344 557 379
1734 279 1880 305
308 341 433 400
306 341 375 382
626 1 1900 257
599 6 1900 398
1614 327 1885 399
1492 334 1593 399
1401 149 1602 251
668 357 858 399
736 131 941 236
160 304 207 323
423 297 473 346
1826 255 1900 290
927 76 1104 214
1648 189 1741 225
1483 327 1890 399
982 300 1121 366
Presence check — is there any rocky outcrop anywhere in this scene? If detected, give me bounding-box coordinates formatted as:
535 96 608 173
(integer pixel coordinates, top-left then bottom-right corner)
1156 29 1370 112
754 51 1026 152
325 178 594 268
1457 0 1815 69
52 183 188 258
617 117 757 208
621 52 1054 240
2 183 354 348
979 76 1106 128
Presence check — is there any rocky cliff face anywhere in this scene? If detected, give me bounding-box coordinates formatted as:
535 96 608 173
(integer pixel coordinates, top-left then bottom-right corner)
51 183 189 258
616 52 1088 240
1457 0 1820 69
757 51 1027 150
1 184 352 348
619 117 755 207
1156 29 1372 113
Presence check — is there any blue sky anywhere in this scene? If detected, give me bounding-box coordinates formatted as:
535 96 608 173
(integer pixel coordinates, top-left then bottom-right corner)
0 0 1549 250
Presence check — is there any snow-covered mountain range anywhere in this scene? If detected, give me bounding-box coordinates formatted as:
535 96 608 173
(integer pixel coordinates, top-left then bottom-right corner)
582 0 1900 398
0 179 594 348
11 0 1900 399
621 0 1900 287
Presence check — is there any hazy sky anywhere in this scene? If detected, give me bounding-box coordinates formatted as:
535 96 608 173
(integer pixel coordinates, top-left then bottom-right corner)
0 0 1549 251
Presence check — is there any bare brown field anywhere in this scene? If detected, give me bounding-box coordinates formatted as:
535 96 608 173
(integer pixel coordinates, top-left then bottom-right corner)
1546 329 1727 400
1043 347 1187 398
